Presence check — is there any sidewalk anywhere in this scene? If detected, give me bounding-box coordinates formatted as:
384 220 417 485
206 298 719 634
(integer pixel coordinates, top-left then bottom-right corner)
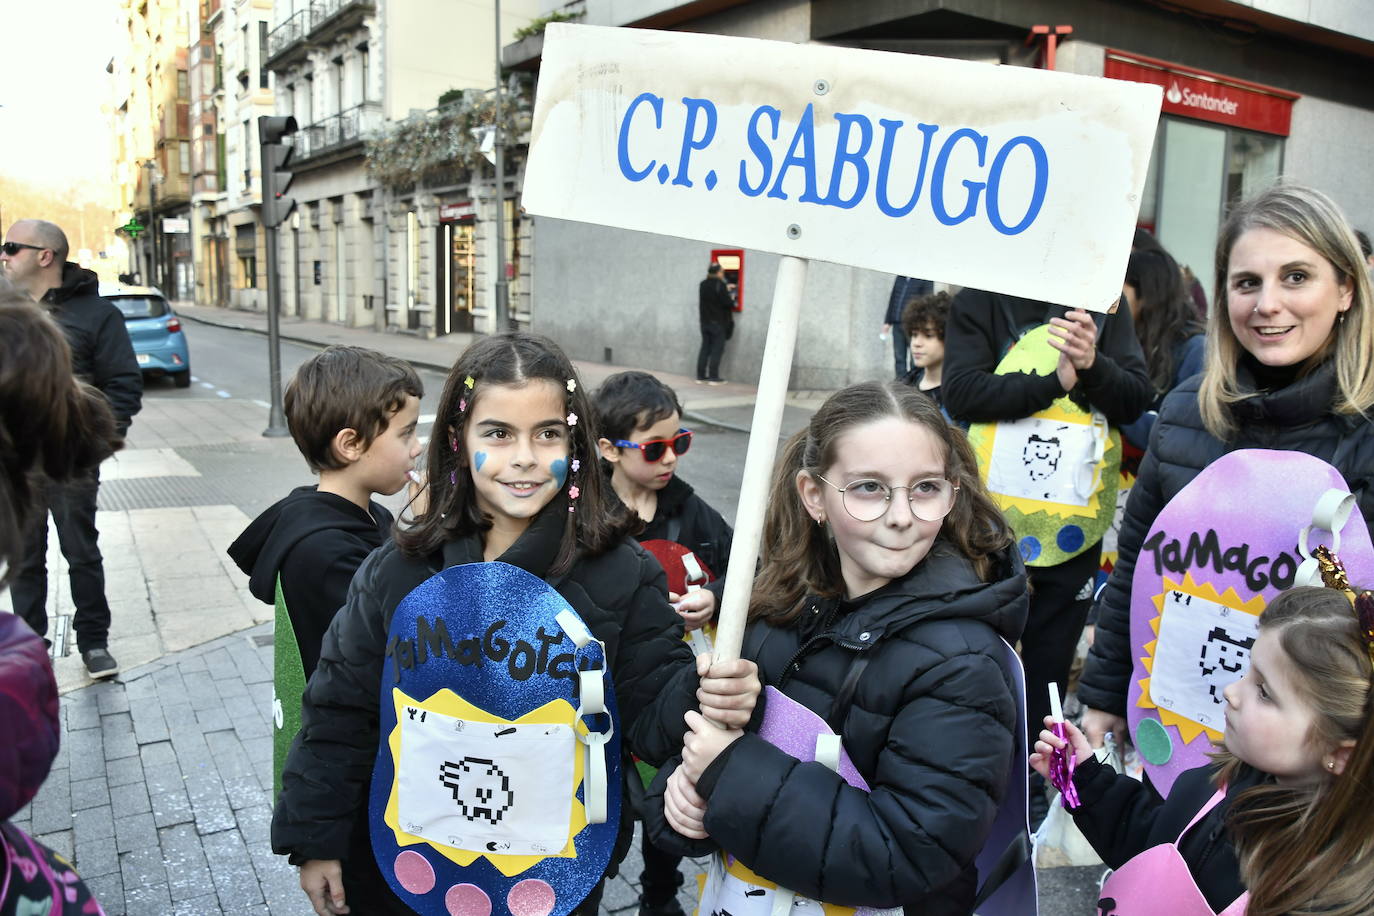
172 301 831 434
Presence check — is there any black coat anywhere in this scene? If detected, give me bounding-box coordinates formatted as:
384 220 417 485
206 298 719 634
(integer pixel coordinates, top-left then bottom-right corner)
942 288 1152 427
699 275 735 331
42 264 143 436
1079 359 1374 716
1070 758 1258 912
271 501 700 910
646 541 1029 916
227 486 395 677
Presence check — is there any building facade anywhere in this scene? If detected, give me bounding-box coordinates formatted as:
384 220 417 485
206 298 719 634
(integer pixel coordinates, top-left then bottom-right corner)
111 0 194 298
263 0 536 332
510 0 1374 389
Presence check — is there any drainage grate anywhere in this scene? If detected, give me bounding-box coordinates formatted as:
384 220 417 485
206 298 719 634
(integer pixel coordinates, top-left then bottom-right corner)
98 475 234 511
48 615 72 659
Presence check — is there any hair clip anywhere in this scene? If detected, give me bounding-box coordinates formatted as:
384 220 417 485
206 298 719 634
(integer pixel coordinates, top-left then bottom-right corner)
566 378 577 394
464 375 475 389
568 485 580 500
459 398 467 412
1314 546 1356 601
571 459 581 473
566 412 578 427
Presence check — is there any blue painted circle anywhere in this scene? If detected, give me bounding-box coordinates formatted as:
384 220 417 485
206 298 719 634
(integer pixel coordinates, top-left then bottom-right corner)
1019 536 1041 563
1056 525 1085 554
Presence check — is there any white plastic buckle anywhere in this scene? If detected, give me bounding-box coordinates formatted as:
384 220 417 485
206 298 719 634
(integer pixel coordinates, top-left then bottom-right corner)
1294 487 1355 585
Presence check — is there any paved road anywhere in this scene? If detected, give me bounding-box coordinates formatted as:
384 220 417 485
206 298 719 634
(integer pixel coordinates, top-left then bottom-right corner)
6 316 1104 914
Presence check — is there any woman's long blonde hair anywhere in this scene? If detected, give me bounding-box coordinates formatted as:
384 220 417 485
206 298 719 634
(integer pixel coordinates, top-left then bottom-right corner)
1212 587 1374 916
1198 183 1374 440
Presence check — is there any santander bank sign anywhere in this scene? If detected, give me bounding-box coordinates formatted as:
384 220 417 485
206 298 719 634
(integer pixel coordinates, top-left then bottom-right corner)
1106 50 1297 137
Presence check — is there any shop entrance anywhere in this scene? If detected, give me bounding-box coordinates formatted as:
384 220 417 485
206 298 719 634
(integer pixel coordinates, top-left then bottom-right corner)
437 217 476 335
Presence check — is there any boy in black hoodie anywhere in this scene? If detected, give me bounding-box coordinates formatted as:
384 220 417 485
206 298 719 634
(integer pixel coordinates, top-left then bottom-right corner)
228 346 422 789
593 370 734 916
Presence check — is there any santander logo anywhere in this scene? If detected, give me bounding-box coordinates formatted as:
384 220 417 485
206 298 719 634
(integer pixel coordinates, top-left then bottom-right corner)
1166 79 1240 116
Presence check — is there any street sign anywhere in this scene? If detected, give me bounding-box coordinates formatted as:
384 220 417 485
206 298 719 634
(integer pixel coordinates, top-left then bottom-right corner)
162 217 190 234
523 23 1162 311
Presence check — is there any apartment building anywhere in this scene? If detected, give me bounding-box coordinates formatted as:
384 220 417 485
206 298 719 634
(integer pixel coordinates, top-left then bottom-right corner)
111 0 194 299
510 0 1374 389
186 0 278 309
264 0 536 331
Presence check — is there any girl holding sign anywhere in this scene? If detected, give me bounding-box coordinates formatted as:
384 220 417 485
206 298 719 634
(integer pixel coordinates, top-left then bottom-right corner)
272 333 759 916
1034 582 1374 915
647 381 1029 916
1080 184 1374 748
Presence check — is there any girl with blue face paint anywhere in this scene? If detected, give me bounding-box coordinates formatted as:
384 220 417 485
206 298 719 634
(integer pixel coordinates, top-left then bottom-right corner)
273 332 760 916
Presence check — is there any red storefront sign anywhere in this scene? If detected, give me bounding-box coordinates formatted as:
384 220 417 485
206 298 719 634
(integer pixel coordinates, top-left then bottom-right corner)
1105 50 1298 136
439 201 475 222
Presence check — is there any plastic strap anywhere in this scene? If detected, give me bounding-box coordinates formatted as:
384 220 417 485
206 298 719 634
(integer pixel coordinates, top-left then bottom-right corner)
688 629 712 656
1294 487 1355 585
556 610 593 648
682 552 708 591
814 734 842 773
575 669 611 824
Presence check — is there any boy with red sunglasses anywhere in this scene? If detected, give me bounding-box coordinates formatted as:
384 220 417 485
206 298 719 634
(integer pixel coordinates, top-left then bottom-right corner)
593 370 734 916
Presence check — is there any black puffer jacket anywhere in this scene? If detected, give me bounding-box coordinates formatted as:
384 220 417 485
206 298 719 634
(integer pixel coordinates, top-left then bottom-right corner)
42 264 142 436
1079 360 1374 716
632 474 734 606
646 541 1028 915
271 500 700 910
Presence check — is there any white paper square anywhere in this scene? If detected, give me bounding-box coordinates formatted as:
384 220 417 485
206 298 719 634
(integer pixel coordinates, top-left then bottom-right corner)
397 708 576 856
1150 589 1259 732
987 417 1097 508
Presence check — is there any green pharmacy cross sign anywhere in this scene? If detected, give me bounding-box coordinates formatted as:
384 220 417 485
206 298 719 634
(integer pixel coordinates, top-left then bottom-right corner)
121 218 145 240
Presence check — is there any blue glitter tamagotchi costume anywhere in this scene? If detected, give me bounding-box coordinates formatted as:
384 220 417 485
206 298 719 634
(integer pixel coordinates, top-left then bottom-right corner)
368 562 621 916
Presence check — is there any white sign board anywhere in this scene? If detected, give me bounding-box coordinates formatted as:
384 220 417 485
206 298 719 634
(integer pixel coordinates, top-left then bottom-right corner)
523 24 1162 310
162 217 190 234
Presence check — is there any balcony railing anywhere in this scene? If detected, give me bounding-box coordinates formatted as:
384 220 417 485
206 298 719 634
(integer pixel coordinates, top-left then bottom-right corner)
265 9 312 68
312 0 375 36
298 102 382 162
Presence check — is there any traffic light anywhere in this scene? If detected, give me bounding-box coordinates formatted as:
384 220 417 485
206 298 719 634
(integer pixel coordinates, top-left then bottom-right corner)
259 115 298 228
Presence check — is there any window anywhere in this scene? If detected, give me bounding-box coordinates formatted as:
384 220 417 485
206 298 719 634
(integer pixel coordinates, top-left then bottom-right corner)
358 45 369 102
176 69 189 100
332 57 344 116
179 141 190 175
239 256 257 288
258 21 269 88
242 119 251 189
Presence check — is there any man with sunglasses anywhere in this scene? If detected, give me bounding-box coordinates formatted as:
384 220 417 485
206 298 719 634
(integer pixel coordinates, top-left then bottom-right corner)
2 219 142 679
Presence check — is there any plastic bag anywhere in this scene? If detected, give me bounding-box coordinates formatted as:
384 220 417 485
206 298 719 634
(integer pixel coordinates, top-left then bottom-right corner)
1031 733 1128 869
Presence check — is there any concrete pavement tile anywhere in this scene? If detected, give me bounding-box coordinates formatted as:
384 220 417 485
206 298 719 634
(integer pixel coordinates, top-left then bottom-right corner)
185 773 236 835
224 907 270 916
214 676 251 700
176 651 210 673
139 739 177 769
160 822 216 902
74 831 122 878
206 729 256 778
115 811 158 855
107 754 147 788
231 714 271 741
83 872 124 915
67 728 106 782
223 777 266 812
70 776 112 812
65 693 103 731
172 894 223 915
149 576 242 612
123 879 173 916
93 681 131 715
151 665 190 698
121 672 159 699
603 873 641 912
196 708 234 732
120 842 169 889
201 829 266 909
29 779 74 836
73 804 115 841
128 697 170 745
101 711 139 759
151 787 195 829
34 829 73 862
112 780 153 819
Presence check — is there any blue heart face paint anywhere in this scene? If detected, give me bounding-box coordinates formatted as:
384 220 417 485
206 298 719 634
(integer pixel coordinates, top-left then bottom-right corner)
474 451 488 472
551 457 569 488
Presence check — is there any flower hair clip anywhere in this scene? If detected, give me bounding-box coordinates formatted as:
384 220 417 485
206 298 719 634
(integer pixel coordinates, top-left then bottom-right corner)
458 374 476 413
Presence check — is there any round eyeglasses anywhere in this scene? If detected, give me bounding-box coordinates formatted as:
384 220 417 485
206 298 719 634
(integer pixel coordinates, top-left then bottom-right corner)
814 474 958 522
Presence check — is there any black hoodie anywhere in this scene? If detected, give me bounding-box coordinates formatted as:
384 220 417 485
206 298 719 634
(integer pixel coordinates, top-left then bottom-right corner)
645 540 1030 916
42 263 142 437
228 486 394 677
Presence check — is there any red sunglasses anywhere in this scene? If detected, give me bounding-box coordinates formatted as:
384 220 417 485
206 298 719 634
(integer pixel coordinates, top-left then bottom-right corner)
613 428 693 463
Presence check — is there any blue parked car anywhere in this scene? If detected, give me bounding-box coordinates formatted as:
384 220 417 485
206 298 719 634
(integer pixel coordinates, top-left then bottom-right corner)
100 285 192 388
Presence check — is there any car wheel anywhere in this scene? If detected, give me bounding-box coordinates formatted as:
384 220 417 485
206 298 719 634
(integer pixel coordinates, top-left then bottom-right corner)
174 370 192 389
